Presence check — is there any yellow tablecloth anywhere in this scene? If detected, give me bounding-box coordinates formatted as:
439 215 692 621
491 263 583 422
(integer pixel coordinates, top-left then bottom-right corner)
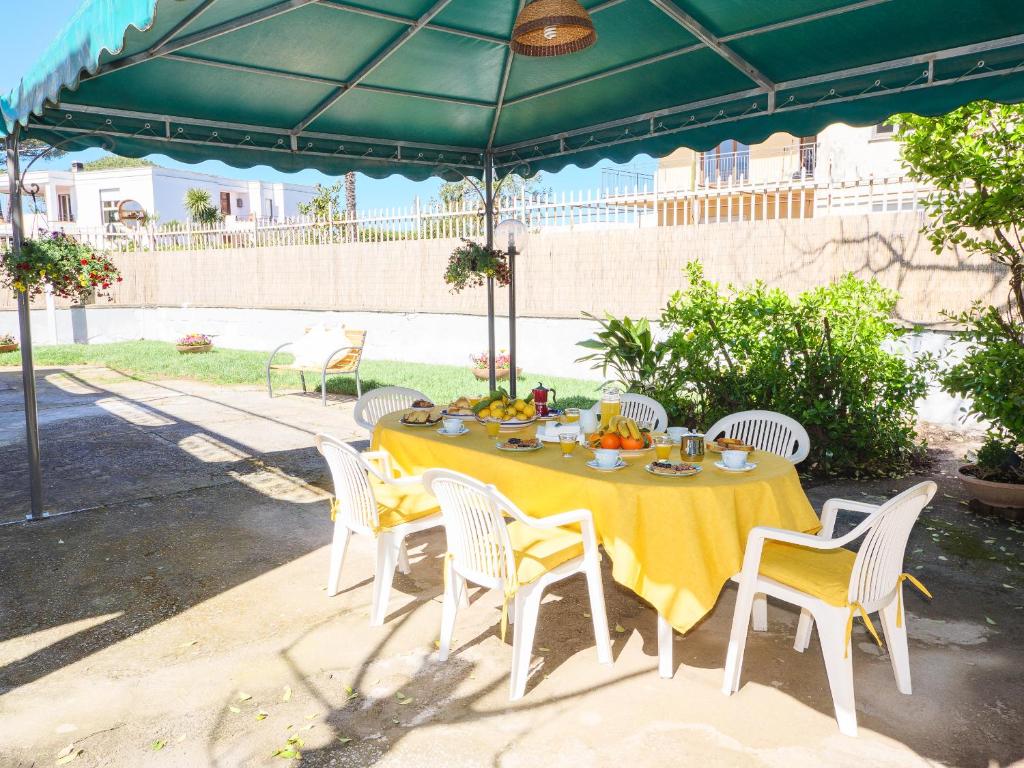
373 415 820 634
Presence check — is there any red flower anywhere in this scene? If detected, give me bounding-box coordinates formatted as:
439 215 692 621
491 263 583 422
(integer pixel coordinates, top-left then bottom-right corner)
102 283 110 289
80 258 89 265
117 277 123 282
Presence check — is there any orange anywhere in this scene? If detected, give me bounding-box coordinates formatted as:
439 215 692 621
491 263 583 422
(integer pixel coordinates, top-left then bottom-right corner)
599 433 622 449
620 436 643 451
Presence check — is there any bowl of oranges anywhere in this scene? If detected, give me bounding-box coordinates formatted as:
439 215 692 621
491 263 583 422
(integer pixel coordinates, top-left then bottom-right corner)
586 416 654 458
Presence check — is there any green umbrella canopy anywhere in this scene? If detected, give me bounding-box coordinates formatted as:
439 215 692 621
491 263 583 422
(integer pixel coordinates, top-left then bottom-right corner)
4 0 1024 181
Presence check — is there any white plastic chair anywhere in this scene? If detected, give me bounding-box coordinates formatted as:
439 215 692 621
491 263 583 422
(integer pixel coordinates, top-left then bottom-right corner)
353 386 428 436
315 434 443 626
587 393 669 431
422 468 612 700
706 410 811 464
722 481 937 736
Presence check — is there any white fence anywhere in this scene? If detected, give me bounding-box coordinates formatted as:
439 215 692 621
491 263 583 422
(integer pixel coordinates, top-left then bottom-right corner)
1 174 931 253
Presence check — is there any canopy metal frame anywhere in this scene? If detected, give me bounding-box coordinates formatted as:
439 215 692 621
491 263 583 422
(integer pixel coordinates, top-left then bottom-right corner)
7 0 1024 519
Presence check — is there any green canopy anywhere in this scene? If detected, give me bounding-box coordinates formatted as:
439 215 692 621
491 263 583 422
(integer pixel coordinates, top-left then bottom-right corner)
6 0 1024 181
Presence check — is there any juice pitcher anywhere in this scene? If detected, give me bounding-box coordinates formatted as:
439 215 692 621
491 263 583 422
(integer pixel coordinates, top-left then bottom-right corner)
598 387 621 429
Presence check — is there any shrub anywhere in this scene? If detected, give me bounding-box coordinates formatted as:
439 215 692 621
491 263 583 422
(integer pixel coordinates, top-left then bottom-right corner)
941 304 1024 483
580 262 931 477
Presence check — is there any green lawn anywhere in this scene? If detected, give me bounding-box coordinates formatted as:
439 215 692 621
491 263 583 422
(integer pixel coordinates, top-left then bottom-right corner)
0 340 602 407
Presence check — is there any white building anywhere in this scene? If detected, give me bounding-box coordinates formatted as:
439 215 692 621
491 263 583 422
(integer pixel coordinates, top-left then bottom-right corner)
1 163 317 229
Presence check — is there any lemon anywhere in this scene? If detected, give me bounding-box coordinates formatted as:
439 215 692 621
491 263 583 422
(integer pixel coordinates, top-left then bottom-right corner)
522 404 536 419
479 407 491 419
512 399 526 412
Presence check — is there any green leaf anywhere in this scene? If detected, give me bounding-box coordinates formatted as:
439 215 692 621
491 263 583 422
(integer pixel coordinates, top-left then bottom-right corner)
151 740 166 751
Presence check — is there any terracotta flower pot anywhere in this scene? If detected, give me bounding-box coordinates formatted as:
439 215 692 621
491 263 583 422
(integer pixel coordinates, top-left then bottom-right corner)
177 343 213 354
959 464 1024 517
471 366 521 381
0 343 18 354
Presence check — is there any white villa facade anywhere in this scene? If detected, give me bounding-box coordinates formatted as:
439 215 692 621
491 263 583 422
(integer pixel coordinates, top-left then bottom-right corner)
0 163 317 230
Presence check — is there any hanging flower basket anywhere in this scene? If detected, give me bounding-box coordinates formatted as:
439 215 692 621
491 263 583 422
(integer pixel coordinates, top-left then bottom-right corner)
444 239 511 294
0 231 121 303
176 333 213 354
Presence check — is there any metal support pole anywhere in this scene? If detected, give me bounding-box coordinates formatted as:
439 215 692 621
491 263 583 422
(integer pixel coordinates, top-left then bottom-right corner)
6 133 44 519
484 155 496 392
507 244 516 399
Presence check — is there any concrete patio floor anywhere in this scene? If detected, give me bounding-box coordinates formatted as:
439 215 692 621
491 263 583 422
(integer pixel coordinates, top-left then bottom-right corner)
0 366 1022 767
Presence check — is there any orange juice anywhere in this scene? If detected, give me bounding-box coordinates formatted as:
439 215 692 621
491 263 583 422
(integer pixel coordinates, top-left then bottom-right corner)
559 435 578 457
485 419 502 438
598 399 621 429
563 407 580 423
655 442 673 460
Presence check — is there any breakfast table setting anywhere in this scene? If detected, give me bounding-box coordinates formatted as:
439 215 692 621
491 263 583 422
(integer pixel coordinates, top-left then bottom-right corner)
372 386 822 676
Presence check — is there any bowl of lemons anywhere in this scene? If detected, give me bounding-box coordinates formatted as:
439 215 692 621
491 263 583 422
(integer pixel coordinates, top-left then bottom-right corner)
473 388 537 429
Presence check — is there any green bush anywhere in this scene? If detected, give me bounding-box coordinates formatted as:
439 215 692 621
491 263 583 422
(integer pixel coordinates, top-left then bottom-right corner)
942 303 1024 482
580 263 931 478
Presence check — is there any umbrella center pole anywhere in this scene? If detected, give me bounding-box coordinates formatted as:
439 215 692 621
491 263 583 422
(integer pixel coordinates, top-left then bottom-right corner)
484 155 497 392
5 133 44 519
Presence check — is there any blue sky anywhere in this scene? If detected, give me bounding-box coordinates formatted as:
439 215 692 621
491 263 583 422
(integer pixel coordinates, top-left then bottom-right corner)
2 0 656 209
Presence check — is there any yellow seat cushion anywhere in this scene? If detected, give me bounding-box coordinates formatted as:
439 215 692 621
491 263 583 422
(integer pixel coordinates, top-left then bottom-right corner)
759 541 856 607
507 520 585 585
372 481 440 530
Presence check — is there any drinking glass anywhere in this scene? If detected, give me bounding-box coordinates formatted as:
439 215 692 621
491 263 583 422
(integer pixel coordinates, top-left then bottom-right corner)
654 435 673 461
598 387 621 430
485 417 502 438
559 432 578 458
563 407 580 424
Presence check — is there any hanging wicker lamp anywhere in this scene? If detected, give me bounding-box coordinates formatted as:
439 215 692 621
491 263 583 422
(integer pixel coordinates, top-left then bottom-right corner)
511 0 597 57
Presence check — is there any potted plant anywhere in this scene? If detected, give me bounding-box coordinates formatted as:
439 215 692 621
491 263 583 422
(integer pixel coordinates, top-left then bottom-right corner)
470 350 521 381
1 231 122 303
176 333 214 354
0 333 17 354
443 239 510 294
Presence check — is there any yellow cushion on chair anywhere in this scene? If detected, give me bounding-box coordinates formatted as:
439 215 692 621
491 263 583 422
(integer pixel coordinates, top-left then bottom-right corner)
507 521 585 585
759 541 857 607
373 481 440 530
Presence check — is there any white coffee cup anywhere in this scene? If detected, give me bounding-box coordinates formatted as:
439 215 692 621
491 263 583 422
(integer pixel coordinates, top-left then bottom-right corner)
594 448 621 468
441 417 462 434
666 427 687 444
722 449 750 469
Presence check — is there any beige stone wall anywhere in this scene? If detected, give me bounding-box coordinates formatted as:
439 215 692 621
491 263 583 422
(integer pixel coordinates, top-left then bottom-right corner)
2 213 1008 325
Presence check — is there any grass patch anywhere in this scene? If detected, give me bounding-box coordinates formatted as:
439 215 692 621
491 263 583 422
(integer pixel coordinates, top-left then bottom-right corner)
0 341 602 406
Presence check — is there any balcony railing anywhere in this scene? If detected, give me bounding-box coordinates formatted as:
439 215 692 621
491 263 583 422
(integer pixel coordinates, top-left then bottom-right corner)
699 143 820 187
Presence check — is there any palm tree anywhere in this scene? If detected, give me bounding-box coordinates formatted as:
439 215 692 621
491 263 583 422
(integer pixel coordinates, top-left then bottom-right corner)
344 171 357 241
183 188 220 226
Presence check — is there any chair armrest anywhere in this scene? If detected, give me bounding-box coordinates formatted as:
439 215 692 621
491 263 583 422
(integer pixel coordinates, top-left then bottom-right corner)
819 498 881 538
266 341 294 365
361 450 398 481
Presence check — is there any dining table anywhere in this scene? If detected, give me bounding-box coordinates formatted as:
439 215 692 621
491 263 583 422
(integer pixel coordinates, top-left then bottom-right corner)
373 413 821 676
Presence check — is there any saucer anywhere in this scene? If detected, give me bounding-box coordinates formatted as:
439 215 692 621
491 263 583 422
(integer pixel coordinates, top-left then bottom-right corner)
436 425 469 437
714 460 757 473
587 458 627 472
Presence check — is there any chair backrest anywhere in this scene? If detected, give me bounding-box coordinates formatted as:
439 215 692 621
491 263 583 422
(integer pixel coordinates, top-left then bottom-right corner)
422 468 517 591
353 386 428 434
705 410 811 464
588 393 669 431
314 434 380 534
326 329 366 371
848 481 937 607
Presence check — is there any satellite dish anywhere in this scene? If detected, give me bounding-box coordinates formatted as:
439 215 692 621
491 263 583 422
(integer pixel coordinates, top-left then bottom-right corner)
117 199 146 226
